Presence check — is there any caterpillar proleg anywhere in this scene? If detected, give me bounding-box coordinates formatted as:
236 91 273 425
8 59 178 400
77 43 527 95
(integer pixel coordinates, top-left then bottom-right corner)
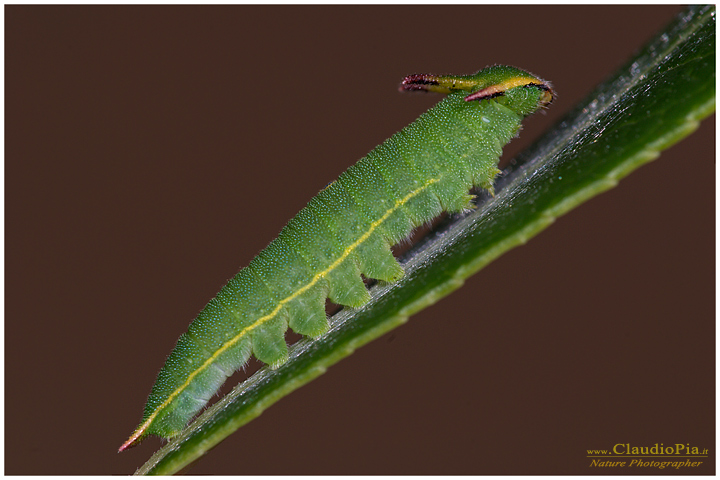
120 65 554 451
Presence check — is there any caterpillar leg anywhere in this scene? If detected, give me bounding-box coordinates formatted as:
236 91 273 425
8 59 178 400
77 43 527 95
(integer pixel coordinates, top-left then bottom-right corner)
251 314 289 368
286 284 329 337
356 236 404 282
327 258 372 308
478 166 502 196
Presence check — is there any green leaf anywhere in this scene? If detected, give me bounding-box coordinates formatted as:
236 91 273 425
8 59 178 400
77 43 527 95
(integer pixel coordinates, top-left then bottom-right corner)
135 5 715 475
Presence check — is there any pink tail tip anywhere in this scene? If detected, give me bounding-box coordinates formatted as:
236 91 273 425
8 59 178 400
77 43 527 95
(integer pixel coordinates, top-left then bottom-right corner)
118 429 144 452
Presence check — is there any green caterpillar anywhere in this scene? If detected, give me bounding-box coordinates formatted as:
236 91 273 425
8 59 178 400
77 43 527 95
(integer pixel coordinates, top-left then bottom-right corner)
120 65 554 451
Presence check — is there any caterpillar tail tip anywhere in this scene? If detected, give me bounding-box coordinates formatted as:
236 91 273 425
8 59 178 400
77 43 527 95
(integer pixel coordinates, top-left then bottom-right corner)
118 427 146 452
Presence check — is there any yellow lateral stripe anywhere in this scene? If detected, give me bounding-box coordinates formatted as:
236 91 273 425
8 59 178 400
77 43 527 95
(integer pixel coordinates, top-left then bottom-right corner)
133 176 441 439
497 75 543 91
470 75 542 99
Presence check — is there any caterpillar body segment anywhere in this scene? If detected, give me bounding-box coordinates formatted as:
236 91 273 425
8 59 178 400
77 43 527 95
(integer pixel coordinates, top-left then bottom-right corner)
120 65 554 451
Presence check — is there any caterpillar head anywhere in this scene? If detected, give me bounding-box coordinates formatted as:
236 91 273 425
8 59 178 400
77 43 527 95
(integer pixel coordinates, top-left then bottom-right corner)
401 65 554 110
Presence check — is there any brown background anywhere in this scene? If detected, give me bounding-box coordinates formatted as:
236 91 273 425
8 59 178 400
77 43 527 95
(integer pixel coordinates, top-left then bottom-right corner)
6 5 714 475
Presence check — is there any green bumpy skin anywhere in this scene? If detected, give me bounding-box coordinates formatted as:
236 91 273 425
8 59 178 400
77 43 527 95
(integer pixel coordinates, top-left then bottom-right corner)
120 65 554 451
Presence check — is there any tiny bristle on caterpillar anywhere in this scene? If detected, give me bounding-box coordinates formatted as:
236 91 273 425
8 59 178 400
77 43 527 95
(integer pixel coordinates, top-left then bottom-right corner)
119 65 554 452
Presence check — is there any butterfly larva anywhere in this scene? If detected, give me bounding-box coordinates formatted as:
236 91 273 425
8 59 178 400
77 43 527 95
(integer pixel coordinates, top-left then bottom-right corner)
120 65 554 451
